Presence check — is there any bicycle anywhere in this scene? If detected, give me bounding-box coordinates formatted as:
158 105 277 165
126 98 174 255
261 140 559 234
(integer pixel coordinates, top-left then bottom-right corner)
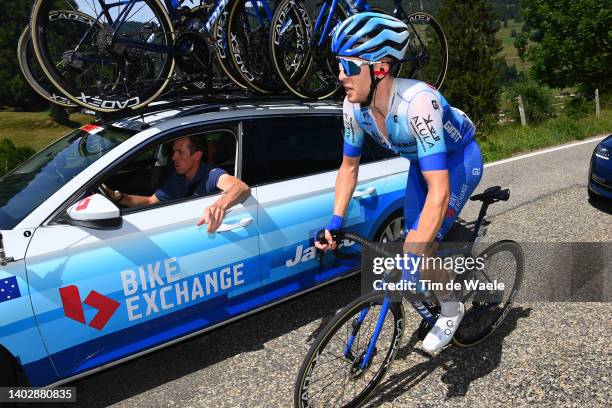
269 0 448 99
226 0 289 94
294 185 524 407
18 20 83 108
28 0 275 113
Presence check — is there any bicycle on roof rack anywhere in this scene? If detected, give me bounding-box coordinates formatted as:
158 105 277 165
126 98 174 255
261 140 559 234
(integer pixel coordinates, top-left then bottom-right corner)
294 186 523 407
28 0 283 114
268 0 448 100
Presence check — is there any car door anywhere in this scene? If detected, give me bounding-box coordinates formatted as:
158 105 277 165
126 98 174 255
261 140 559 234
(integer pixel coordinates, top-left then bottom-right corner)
24 126 260 379
241 114 395 300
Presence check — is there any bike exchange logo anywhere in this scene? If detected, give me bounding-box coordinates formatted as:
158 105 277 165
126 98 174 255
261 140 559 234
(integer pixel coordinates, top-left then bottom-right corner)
370 254 506 292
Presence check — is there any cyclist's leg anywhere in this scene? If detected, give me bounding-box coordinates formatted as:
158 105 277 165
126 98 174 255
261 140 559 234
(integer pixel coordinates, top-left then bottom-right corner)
401 163 428 288
420 140 484 353
434 140 484 240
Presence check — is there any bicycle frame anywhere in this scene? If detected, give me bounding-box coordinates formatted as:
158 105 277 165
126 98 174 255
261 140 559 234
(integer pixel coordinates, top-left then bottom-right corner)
340 198 493 370
313 0 409 47
72 0 275 56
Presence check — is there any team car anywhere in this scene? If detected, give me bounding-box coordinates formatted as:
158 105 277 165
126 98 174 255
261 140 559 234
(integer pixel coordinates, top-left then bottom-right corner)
0 99 408 387
588 134 612 200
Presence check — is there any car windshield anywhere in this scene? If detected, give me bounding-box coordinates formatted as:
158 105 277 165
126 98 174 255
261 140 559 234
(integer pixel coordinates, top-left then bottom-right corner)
0 126 136 229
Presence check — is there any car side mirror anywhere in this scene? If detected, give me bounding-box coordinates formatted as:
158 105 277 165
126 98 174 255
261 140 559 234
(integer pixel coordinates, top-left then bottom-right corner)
67 193 122 229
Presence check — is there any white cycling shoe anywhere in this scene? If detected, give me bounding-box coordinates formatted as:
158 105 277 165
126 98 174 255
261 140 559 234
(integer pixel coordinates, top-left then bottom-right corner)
422 302 465 355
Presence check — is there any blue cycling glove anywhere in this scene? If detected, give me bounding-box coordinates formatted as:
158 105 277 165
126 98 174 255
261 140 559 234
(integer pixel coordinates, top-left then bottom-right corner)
326 215 343 231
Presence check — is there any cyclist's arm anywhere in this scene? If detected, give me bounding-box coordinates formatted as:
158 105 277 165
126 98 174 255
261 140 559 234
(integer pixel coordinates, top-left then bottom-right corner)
332 154 360 219
406 90 450 244
316 100 364 250
333 98 365 220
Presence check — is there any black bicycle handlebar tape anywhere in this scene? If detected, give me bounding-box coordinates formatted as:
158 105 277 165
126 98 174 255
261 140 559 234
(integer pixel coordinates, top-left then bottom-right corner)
316 229 397 259
501 189 510 201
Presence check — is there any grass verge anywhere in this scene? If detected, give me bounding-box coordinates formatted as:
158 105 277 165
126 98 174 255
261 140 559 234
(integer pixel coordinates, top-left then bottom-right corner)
0 111 93 152
479 110 612 162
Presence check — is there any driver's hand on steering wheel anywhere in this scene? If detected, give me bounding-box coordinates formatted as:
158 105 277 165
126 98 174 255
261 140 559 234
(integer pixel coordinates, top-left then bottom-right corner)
314 229 338 252
101 183 121 202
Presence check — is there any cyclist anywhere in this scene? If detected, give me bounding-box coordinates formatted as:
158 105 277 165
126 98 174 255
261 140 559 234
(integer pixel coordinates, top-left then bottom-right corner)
316 12 483 354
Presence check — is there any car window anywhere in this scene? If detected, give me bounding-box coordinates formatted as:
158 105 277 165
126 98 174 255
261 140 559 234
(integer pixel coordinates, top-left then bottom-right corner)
242 114 397 186
0 126 136 229
242 115 342 185
101 129 237 210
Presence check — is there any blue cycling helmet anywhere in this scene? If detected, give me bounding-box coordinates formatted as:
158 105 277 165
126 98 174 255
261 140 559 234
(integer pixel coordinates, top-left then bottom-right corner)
331 12 409 62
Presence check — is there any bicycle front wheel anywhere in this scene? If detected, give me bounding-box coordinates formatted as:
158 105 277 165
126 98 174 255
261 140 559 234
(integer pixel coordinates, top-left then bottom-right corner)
294 292 405 408
30 0 175 112
396 12 448 90
453 240 524 347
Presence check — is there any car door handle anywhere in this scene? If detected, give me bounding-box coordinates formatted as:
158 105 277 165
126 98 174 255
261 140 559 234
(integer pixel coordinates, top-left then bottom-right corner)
217 217 253 232
352 187 376 198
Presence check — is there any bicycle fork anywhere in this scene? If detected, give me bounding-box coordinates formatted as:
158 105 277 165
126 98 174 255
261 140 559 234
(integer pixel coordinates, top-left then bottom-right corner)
344 296 438 370
344 298 391 371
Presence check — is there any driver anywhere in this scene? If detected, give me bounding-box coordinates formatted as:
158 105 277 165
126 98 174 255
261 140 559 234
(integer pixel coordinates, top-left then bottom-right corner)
103 136 250 233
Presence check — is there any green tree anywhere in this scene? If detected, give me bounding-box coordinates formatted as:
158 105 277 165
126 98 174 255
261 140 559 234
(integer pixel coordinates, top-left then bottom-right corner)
506 81 554 124
436 0 503 126
0 0 42 109
0 138 35 176
515 0 611 97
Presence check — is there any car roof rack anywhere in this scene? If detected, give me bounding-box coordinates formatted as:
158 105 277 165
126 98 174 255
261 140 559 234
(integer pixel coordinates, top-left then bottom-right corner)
92 91 339 124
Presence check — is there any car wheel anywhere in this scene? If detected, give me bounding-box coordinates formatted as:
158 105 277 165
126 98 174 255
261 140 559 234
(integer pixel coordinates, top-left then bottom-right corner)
374 211 404 243
0 351 17 387
588 187 602 202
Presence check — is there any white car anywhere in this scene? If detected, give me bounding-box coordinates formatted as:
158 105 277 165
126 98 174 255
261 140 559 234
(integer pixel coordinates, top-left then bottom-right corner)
0 99 408 387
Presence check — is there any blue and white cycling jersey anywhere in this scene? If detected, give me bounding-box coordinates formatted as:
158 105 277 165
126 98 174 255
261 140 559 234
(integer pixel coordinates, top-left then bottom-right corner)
342 78 483 240
343 78 476 171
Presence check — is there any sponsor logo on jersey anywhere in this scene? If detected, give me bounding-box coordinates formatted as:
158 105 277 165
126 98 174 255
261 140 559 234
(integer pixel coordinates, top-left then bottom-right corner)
432 100 439 110
411 115 440 151
472 167 481 176
444 121 462 143
343 112 355 143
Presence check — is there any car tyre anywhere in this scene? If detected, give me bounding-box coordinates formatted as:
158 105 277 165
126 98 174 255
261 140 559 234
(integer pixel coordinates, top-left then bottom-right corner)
588 187 602 202
373 211 404 243
0 351 17 387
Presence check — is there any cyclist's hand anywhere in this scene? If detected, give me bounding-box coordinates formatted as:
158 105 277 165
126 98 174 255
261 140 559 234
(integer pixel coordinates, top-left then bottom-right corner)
314 229 338 252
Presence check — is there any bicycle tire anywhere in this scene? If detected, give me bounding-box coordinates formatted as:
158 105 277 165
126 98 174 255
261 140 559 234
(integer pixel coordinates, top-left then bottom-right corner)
452 240 524 347
30 0 176 113
396 12 448 90
270 0 346 100
227 0 284 94
294 292 405 408
211 6 249 90
17 25 75 107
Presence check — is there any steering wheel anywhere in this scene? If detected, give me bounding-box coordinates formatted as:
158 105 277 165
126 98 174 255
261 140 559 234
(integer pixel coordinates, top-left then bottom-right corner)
97 183 115 201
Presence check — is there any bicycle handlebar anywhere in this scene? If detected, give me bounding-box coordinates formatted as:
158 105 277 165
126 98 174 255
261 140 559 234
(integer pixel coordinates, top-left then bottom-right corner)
315 229 396 259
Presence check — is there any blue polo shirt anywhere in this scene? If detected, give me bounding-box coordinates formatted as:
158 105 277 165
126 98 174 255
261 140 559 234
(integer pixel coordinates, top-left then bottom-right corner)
155 163 226 202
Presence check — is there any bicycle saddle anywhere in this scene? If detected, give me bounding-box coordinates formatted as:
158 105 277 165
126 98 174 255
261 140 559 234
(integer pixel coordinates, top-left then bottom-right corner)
469 186 510 203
